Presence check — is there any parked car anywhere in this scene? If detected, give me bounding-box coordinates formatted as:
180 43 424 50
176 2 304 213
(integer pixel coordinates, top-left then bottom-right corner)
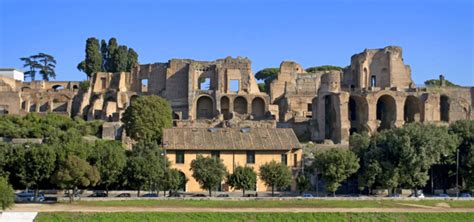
245 193 257 197
142 193 159 197
436 193 450 198
459 193 472 198
116 193 131 197
192 194 206 197
15 191 45 202
88 191 108 197
217 194 229 198
302 193 314 198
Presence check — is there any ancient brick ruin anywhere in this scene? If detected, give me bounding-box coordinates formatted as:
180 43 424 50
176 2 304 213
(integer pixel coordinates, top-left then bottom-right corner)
0 46 472 144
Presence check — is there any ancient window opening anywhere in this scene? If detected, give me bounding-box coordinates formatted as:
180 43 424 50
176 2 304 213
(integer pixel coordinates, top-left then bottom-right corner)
293 153 298 167
52 85 64 91
348 95 368 134
196 96 213 119
21 87 31 92
307 103 313 112
221 96 230 120
371 76 376 87
21 101 27 110
0 105 8 115
175 150 185 164
141 79 148 93
229 79 239 92
72 85 79 90
234 96 248 115
29 104 37 112
199 77 211 90
246 151 255 164
324 95 337 141
376 95 396 131
404 96 421 123
281 153 287 166
100 77 107 89
251 97 265 119
39 102 48 112
53 102 68 112
349 97 357 121
440 95 450 122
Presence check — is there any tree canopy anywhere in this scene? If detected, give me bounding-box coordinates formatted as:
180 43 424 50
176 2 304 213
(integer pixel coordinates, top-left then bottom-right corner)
121 95 173 142
190 155 227 196
313 148 359 196
449 120 474 192
259 160 292 196
305 65 343 73
20 53 57 81
89 140 126 195
425 79 459 87
0 177 14 210
255 68 279 93
227 165 257 196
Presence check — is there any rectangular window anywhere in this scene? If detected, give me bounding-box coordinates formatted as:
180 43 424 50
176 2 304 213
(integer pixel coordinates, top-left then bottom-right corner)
229 79 239 92
101 77 107 89
211 150 220 159
281 154 287 166
293 153 298 167
246 151 255 164
199 78 211 90
141 79 149 93
307 103 312 112
175 150 185 164
371 76 376 87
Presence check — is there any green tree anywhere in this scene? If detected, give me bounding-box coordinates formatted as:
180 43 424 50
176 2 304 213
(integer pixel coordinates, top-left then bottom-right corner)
124 155 147 197
259 160 292 196
449 120 474 191
127 48 139 71
89 140 126 195
106 38 118 72
35 53 57 80
0 177 14 211
227 165 257 196
305 65 343 73
313 148 359 196
255 68 279 93
19 144 56 201
51 155 100 202
20 57 40 81
161 168 186 196
190 155 227 197
84 38 102 79
121 95 173 142
100 39 108 71
296 173 311 194
113 45 129 72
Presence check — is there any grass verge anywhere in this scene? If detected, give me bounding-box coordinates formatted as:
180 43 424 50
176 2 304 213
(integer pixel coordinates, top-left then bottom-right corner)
35 212 474 222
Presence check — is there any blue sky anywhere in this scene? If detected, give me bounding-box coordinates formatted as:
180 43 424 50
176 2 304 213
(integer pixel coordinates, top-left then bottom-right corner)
0 0 472 85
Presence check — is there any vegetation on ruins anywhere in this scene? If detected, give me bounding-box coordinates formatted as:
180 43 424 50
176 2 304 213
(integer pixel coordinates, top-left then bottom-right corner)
425 79 460 87
190 155 227 197
259 160 292 196
0 177 14 211
121 95 173 142
77 37 139 79
20 53 57 81
313 148 360 196
227 165 257 196
51 155 100 202
255 68 278 93
305 65 343 73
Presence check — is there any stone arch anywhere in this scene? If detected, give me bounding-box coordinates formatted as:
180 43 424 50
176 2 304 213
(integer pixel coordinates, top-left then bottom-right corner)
376 95 396 131
72 84 79 90
404 95 421 123
178 171 187 191
233 96 248 115
220 96 230 120
348 95 368 134
52 85 65 91
440 95 450 122
251 97 265 119
196 96 214 119
324 95 338 141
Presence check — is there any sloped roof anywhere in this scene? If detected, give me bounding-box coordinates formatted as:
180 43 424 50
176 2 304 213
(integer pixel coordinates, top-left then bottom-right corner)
162 128 301 151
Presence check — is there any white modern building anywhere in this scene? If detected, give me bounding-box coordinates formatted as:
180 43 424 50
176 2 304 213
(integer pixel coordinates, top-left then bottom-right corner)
0 68 24 81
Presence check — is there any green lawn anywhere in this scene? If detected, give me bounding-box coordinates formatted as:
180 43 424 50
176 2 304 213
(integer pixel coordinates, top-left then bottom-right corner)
74 199 474 208
35 212 474 222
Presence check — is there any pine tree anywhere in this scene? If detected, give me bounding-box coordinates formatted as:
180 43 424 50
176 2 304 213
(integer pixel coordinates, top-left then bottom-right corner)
127 48 139 71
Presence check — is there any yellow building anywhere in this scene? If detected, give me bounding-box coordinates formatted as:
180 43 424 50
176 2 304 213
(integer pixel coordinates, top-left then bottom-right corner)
162 128 302 193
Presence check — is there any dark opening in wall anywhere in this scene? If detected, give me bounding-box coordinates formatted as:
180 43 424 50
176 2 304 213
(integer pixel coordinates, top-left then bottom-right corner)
141 79 149 93
234 96 247 115
199 78 211 90
440 95 450 122
251 97 265 119
371 76 376 87
221 96 230 120
404 96 421 123
376 95 396 131
324 95 337 140
196 96 213 119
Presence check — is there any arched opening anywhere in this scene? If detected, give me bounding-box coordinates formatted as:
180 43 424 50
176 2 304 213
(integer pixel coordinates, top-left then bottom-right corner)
173 112 180 120
221 96 230 120
196 96 213 119
52 85 65 91
251 97 265 119
178 171 187 192
233 96 247 115
324 95 337 140
440 95 450 122
376 95 396 131
72 85 79 90
404 96 421 123
21 87 31 92
348 96 368 134
39 102 49 112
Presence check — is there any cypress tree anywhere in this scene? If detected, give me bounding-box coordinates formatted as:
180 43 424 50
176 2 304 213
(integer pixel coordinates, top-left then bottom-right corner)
127 48 139 71
84 38 102 79
107 38 118 72
100 39 108 72
114 45 129 72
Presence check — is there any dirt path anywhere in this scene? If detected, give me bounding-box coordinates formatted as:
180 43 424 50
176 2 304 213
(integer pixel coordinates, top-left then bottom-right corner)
8 204 474 213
